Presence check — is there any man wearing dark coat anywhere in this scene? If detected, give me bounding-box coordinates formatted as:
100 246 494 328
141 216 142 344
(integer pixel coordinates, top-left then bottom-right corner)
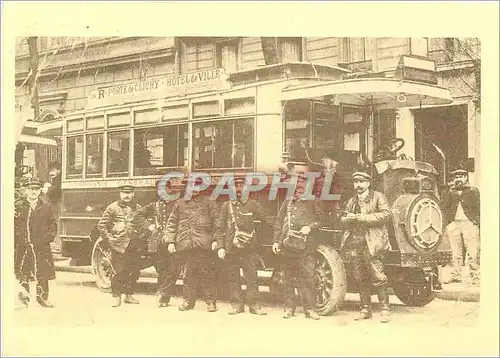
14 178 57 308
273 174 325 320
98 183 148 307
340 169 392 323
215 177 272 316
164 178 220 312
441 167 480 284
142 179 180 307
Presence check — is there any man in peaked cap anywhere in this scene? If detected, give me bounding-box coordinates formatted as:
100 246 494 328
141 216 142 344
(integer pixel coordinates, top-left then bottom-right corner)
14 178 57 308
441 166 480 285
215 176 273 316
340 168 392 323
98 182 149 307
142 179 182 308
272 173 325 320
164 176 220 313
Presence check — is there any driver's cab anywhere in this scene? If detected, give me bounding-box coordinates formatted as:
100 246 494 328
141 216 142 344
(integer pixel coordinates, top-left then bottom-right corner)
283 99 365 172
281 99 412 205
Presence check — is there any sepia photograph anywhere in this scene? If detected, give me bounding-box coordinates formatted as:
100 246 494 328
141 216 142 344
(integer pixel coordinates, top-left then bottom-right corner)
2 2 499 357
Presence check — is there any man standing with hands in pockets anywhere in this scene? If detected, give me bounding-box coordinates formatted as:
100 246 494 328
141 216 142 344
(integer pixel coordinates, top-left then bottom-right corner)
164 177 220 312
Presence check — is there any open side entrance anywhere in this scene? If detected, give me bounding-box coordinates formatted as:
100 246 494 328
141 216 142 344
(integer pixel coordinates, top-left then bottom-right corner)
414 104 468 189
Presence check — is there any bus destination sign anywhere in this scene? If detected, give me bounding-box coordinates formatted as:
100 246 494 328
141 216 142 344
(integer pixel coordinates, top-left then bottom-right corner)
87 68 231 109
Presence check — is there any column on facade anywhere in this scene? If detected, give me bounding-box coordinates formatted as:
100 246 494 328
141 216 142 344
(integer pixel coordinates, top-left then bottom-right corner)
255 83 284 174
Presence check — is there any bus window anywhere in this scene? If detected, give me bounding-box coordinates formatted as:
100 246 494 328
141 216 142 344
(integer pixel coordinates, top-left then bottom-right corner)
107 131 130 177
193 118 253 170
342 106 367 172
66 136 84 178
283 99 311 162
133 124 188 176
313 103 341 159
86 133 104 177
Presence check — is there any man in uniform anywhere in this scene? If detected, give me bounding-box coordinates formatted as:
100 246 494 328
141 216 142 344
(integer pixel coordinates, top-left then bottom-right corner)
216 177 271 315
164 178 219 312
340 169 392 323
14 178 57 308
441 167 480 284
272 174 324 320
98 184 148 307
142 179 181 307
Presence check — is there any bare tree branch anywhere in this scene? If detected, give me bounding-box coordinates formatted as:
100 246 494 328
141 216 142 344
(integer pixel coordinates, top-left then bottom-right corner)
27 37 40 121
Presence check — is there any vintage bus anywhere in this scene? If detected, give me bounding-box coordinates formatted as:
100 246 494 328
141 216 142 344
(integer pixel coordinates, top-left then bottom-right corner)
59 60 454 314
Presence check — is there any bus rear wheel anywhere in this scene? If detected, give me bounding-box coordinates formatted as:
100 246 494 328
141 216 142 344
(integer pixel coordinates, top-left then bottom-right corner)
91 238 113 292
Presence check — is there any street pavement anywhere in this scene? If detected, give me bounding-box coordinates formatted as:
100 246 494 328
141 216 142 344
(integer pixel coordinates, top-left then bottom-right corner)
6 268 487 356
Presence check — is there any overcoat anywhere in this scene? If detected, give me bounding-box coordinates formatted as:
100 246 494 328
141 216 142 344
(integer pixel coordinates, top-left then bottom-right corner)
98 200 148 253
14 198 57 281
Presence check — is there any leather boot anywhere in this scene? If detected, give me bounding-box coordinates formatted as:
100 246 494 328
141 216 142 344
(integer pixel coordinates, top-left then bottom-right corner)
111 295 122 307
355 286 372 320
304 310 320 320
206 302 218 312
18 291 30 307
249 305 267 316
124 295 140 304
283 308 295 319
156 294 170 308
228 305 245 315
377 286 391 323
178 300 195 311
37 297 55 308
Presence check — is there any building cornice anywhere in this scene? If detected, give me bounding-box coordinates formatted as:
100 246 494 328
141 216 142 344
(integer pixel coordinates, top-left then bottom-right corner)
15 47 175 84
436 60 476 72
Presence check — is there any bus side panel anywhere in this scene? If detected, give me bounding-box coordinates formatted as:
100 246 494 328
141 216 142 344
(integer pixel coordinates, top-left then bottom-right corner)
60 187 157 262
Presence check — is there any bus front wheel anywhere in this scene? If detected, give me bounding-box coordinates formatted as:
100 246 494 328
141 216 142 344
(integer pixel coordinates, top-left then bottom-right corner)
91 238 113 292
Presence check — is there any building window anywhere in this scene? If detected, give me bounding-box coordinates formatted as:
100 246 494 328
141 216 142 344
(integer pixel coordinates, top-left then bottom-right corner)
279 37 303 62
193 118 253 170
133 124 188 176
66 136 84 178
340 38 366 63
216 39 240 72
38 37 87 52
179 38 214 74
107 131 130 177
86 134 104 177
428 37 455 64
410 38 428 57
